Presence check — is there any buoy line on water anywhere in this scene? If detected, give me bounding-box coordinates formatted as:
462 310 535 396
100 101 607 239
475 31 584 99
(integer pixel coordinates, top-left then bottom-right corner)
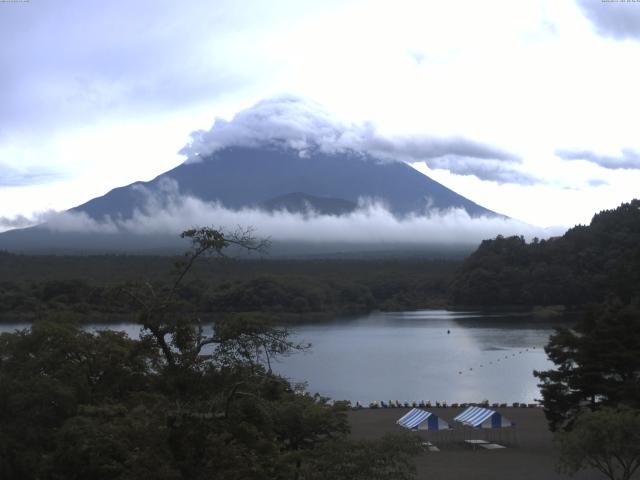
351 400 541 409
456 346 537 375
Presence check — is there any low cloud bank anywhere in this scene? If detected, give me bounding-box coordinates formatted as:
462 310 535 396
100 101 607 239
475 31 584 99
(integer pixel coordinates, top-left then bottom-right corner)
556 147 640 170
0 214 38 231
40 179 563 244
0 210 60 233
180 97 535 185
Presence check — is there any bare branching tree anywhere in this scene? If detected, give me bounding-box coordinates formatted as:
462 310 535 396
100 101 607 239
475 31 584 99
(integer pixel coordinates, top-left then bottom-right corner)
121 227 306 375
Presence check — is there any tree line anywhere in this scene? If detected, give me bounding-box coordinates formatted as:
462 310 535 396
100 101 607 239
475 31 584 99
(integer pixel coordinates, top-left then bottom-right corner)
0 228 422 479
450 199 640 307
515 201 640 480
446 200 640 479
0 255 456 322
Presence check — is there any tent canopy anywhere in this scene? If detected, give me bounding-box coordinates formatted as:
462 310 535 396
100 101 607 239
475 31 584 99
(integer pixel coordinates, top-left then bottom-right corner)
397 408 450 431
453 406 513 429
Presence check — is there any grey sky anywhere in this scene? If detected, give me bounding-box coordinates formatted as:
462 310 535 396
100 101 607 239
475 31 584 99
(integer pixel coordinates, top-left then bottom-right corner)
1 0 640 229
577 0 640 40
1 0 286 138
0 163 60 186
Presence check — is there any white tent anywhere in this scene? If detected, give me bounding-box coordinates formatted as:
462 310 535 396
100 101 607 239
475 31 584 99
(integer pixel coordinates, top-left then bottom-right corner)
453 406 513 429
397 408 451 431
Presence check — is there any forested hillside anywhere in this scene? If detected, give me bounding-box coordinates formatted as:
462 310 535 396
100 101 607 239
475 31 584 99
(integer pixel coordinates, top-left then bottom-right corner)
450 199 640 306
0 255 457 322
0 229 421 479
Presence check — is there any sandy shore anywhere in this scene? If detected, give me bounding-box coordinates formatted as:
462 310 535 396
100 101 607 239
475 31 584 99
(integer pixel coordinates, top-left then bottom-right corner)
347 407 616 480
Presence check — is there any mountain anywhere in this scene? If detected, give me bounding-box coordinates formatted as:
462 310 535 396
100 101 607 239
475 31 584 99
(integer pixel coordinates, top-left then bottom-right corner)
0 146 503 254
259 192 357 216
72 146 499 219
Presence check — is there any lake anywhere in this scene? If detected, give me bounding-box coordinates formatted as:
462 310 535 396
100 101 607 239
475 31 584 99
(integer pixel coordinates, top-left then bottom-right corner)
275 310 556 405
0 310 557 404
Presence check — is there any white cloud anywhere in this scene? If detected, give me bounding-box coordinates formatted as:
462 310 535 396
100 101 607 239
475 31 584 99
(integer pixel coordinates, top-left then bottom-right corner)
0 214 37 231
45 211 120 235
556 147 640 170
40 178 563 244
180 97 530 184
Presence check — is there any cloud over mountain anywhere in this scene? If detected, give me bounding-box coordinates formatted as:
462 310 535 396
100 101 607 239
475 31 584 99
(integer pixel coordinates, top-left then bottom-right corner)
180 97 533 184
556 147 640 170
0 214 37 231
41 178 561 244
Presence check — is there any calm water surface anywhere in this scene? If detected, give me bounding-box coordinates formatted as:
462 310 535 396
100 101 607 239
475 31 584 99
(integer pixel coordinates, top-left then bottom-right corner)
274 310 556 404
0 310 557 404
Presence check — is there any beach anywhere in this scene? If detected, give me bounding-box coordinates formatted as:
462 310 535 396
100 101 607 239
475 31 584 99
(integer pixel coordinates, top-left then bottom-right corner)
347 407 612 480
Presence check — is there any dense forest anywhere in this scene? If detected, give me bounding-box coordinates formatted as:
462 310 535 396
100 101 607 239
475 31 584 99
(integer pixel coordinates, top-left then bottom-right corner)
0 254 457 323
526 203 640 480
450 199 640 307
3 200 639 322
0 229 422 479
3 199 640 324
2 202 639 478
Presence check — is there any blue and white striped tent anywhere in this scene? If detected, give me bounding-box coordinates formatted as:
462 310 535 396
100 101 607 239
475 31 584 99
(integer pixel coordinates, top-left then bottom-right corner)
397 408 451 431
453 406 513 429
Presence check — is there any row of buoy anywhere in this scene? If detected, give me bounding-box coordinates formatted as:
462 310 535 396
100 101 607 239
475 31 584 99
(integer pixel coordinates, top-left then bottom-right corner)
353 400 540 409
358 400 447 409
457 347 537 375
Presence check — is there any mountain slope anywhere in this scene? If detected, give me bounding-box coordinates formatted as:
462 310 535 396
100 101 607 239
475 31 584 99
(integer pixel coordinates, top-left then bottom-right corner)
74 146 500 220
259 192 357 215
0 146 504 254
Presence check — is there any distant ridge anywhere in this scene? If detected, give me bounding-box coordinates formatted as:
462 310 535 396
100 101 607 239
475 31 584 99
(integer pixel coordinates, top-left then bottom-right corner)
72 146 501 219
0 145 504 254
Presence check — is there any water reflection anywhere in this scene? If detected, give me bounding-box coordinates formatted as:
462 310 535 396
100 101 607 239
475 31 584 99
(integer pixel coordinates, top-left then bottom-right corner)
0 310 560 404
274 311 559 404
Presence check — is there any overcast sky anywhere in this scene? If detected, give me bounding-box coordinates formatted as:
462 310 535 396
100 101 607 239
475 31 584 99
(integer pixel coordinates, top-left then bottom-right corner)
1 0 640 229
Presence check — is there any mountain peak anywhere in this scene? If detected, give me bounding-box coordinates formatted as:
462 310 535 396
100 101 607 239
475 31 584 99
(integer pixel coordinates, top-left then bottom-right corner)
0 144 508 254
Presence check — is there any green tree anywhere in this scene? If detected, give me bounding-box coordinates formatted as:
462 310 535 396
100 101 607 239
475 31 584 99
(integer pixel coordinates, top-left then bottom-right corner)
299 434 423 480
557 407 640 480
122 226 272 371
534 301 640 431
0 227 421 479
0 322 154 478
450 199 640 307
